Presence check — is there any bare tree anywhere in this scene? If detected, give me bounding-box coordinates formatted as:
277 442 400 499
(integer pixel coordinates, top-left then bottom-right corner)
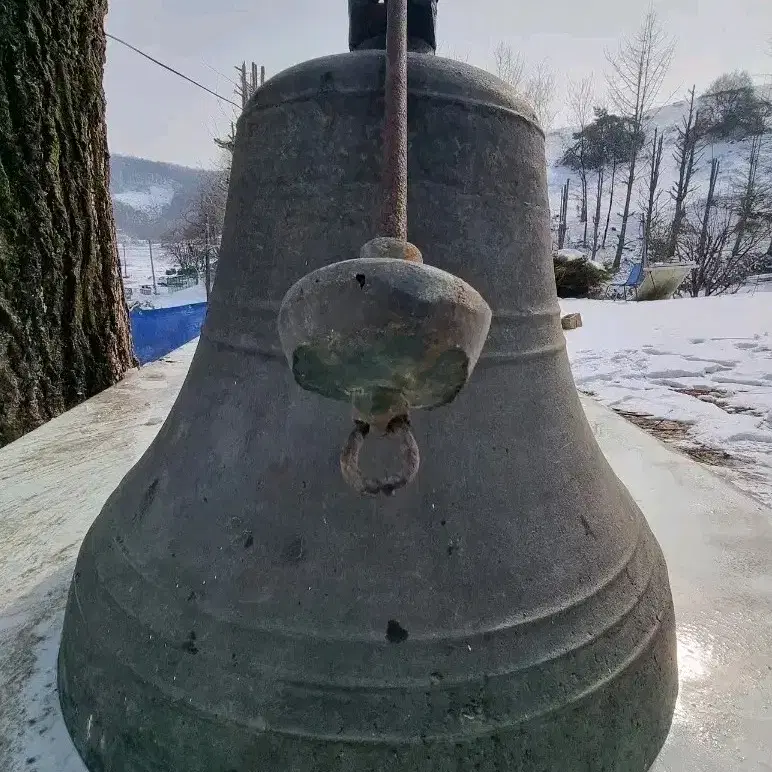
667 86 703 259
557 180 570 250
682 201 737 296
528 59 558 131
606 7 675 268
162 154 231 275
438 46 471 63
493 43 526 92
566 76 595 247
681 150 772 296
641 127 665 268
729 134 772 267
215 62 265 153
697 159 721 264
493 43 558 130
681 201 768 296
602 160 618 249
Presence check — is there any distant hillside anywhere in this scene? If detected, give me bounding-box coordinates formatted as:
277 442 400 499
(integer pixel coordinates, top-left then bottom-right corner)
109 154 215 241
546 85 772 269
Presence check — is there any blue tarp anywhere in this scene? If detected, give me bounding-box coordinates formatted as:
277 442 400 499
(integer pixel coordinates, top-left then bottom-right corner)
130 302 208 365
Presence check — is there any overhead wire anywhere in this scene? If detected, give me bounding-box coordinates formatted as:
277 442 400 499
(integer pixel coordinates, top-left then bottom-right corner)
105 32 240 108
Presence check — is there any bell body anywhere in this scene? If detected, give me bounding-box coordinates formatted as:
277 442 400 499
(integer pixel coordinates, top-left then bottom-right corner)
58 51 678 771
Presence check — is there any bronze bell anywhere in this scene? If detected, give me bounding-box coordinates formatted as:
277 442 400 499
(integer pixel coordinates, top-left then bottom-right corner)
58 1 678 770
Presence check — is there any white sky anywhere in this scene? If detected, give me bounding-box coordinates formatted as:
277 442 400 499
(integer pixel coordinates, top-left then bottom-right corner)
104 0 772 168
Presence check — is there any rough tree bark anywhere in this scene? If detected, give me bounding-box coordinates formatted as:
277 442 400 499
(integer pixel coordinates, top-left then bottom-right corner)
0 0 135 447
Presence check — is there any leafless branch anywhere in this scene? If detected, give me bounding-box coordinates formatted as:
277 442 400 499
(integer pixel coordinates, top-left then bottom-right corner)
493 42 558 130
605 7 676 128
604 6 676 268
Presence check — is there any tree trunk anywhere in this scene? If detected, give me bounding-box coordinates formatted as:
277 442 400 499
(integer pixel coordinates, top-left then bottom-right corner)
667 147 693 260
591 167 604 259
642 129 664 269
731 134 761 259
693 159 720 296
667 86 699 260
580 169 588 248
613 150 638 269
557 180 569 250
602 159 617 249
0 0 135 447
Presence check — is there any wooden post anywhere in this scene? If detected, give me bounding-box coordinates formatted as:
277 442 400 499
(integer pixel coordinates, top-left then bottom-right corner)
239 62 248 109
204 219 211 302
558 180 570 250
148 240 158 295
592 167 604 259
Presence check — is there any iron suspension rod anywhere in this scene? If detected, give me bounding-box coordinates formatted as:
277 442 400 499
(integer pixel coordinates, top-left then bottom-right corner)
380 0 409 241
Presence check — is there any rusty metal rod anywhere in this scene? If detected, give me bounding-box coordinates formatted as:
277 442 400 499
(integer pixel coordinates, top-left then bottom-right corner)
380 0 409 241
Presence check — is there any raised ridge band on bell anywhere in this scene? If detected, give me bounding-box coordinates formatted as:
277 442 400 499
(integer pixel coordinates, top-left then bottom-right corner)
63 532 669 743
201 302 566 365
59 484 671 746
87 504 649 646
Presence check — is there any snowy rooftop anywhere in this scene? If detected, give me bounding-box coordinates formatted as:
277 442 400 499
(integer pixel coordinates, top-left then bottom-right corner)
2 295 772 770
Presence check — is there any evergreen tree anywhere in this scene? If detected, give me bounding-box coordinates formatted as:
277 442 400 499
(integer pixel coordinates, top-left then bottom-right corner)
701 71 770 141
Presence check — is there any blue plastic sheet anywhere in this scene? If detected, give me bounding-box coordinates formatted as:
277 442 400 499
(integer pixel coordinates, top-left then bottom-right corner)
129 303 208 365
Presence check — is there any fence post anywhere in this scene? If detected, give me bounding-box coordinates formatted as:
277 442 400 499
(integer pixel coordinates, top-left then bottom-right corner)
204 220 211 302
148 240 158 295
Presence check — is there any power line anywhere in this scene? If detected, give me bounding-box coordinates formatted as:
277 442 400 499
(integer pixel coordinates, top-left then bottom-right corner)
202 62 241 90
105 32 240 108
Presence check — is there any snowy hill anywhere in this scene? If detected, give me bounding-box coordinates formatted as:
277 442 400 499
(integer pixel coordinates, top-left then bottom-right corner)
110 155 214 241
545 88 772 270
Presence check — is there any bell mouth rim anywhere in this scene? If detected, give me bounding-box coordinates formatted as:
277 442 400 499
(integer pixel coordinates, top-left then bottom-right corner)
60 534 676 746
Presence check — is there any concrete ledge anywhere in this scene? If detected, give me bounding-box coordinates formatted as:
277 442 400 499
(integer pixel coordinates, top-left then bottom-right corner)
1 339 771 771
0 343 196 772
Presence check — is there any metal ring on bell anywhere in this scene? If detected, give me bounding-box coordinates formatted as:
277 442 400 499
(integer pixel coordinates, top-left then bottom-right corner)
340 415 420 496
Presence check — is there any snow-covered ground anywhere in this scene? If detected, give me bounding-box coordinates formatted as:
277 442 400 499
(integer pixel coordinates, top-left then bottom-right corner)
562 293 772 509
118 240 207 309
